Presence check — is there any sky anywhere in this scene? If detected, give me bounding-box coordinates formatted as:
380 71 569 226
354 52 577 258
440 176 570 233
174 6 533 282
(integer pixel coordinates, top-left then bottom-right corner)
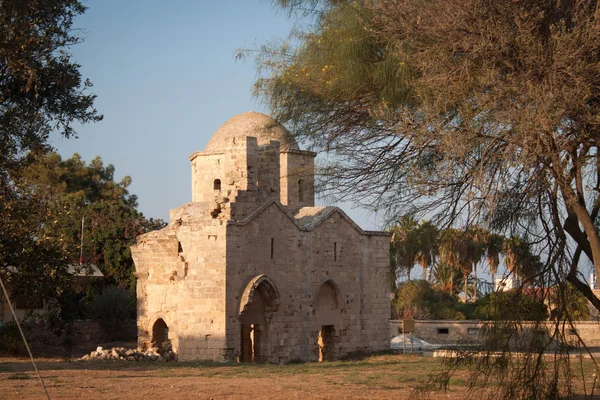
50 0 383 230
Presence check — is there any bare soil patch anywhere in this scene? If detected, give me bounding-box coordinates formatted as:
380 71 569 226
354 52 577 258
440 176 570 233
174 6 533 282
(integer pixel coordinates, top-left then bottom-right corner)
0 351 597 399
0 353 463 399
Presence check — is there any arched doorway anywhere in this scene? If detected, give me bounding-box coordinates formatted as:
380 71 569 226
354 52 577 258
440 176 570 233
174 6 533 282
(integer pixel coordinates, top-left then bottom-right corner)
239 275 280 363
315 280 340 362
151 318 170 350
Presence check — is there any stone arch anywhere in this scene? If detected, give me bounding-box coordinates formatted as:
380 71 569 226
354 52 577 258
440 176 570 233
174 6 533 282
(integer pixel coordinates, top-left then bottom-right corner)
239 274 280 322
213 179 221 191
151 318 169 350
313 279 341 309
145 314 176 351
238 275 280 363
314 279 342 362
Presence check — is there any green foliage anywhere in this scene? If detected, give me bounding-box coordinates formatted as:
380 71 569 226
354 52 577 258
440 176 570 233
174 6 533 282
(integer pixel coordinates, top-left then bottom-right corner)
393 280 468 320
255 0 600 322
550 283 591 321
476 290 549 322
11 151 166 289
86 286 135 322
0 322 24 355
0 0 101 310
0 0 102 168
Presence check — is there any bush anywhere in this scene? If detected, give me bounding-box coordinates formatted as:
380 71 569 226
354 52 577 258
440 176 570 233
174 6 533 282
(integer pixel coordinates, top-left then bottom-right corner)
475 290 548 321
0 322 24 355
85 286 135 339
86 286 135 321
393 280 467 320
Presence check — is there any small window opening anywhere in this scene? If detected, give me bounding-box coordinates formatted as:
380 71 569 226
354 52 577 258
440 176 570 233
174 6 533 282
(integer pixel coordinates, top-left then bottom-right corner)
437 328 449 335
298 179 304 202
214 179 221 191
334 242 337 262
270 238 274 260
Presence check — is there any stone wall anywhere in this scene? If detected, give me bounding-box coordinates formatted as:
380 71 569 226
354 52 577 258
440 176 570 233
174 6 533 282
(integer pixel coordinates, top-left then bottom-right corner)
389 319 600 347
22 319 136 347
225 207 390 363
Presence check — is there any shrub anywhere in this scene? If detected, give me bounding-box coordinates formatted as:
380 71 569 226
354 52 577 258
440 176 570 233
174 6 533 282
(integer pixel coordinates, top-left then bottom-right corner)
0 322 24 355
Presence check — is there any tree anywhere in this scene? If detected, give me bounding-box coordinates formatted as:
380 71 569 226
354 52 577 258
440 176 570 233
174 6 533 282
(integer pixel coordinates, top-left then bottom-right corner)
0 0 101 169
439 228 474 301
13 151 166 288
393 279 468 320
485 233 504 291
252 1 600 396
252 0 600 312
415 220 438 282
390 216 420 283
0 0 101 307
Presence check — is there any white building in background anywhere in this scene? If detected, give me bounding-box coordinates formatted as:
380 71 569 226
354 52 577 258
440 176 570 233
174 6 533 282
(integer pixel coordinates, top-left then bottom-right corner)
495 277 519 292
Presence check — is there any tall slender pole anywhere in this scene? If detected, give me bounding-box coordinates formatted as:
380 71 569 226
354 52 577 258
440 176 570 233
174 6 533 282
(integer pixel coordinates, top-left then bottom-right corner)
79 216 84 266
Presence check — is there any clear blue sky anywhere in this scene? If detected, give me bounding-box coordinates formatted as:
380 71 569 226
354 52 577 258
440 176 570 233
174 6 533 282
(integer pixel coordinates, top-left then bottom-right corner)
51 0 382 230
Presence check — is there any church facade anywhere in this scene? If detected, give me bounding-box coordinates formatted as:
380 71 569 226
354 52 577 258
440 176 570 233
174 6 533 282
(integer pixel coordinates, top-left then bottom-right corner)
131 112 390 362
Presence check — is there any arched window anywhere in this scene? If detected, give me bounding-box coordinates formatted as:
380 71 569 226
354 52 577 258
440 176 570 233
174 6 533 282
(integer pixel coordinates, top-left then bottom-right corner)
214 179 221 191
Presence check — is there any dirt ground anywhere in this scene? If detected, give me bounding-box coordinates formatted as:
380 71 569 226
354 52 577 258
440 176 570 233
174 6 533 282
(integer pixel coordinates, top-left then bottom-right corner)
0 350 598 399
0 352 466 400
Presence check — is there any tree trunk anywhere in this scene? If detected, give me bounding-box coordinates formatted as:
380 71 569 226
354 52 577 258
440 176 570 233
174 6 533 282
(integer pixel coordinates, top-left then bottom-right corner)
473 262 477 301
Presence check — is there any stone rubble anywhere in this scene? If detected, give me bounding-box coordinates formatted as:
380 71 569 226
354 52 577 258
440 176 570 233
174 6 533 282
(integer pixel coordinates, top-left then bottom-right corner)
80 346 177 362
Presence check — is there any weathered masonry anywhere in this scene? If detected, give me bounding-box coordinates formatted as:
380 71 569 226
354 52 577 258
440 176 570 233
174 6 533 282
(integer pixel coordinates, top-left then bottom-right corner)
131 112 390 362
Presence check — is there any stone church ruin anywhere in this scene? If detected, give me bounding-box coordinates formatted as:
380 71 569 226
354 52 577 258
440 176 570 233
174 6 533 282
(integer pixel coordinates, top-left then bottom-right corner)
131 112 390 362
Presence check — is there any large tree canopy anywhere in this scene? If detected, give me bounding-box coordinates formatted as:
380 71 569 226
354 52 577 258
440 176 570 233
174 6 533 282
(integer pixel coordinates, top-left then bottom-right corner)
0 0 101 169
254 1 600 396
1 151 165 304
253 0 600 309
14 151 166 287
0 0 102 304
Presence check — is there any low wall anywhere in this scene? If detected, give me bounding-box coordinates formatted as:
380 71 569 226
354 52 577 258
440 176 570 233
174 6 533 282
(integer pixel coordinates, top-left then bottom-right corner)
389 320 600 346
24 319 137 346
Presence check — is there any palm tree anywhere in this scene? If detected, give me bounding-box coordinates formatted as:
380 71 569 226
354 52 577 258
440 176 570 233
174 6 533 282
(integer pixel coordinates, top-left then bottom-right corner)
439 229 468 299
502 236 541 286
431 261 465 295
416 220 438 282
485 233 504 291
390 216 420 283
467 226 487 301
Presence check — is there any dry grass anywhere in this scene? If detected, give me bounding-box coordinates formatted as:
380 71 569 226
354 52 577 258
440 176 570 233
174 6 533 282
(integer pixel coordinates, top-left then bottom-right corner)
0 352 597 399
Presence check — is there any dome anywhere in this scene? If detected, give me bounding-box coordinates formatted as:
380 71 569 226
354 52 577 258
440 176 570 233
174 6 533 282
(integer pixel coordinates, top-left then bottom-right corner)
204 112 299 152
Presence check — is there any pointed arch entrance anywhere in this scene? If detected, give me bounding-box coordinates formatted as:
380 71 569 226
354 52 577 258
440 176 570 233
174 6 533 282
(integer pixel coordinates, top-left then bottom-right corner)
239 275 280 363
315 279 341 362
151 318 169 350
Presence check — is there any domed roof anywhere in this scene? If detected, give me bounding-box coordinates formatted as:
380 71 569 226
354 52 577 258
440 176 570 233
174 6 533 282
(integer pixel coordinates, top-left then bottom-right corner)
205 112 299 152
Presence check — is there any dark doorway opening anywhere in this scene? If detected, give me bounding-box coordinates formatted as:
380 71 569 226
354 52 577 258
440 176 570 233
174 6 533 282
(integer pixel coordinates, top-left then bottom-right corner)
152 318 169 350
240 324 263 363
318 325 335 362
239 275 280 363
